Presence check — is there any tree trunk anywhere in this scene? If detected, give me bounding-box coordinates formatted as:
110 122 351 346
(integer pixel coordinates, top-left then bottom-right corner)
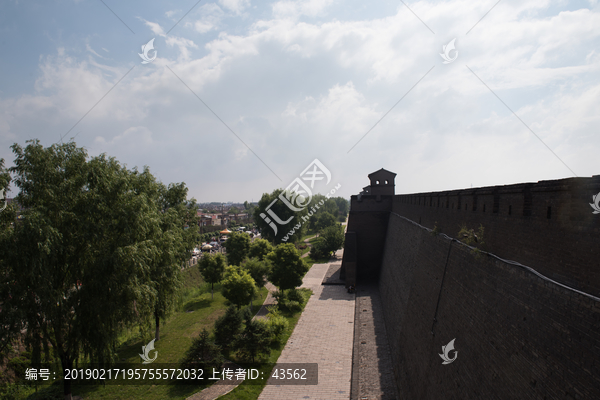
155 310 160 342
60 354 73 400
211 283 214 300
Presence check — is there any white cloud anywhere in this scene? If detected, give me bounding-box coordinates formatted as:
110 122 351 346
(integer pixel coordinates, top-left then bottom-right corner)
1 0 599 201
219 0 250 14
191 3 226 33
272 0 336 18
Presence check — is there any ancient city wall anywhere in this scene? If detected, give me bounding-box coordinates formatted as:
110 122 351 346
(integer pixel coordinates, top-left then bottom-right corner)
343 195 393 283
378 213 600 399
391 176 600 297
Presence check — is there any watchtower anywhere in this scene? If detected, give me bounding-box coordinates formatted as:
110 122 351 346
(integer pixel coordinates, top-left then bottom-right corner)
367 168 396 196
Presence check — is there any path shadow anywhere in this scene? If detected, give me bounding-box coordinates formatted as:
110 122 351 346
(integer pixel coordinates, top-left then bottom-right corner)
318 284 354 301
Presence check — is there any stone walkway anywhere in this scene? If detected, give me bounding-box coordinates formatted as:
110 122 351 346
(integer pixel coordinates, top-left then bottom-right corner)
259 249 355 400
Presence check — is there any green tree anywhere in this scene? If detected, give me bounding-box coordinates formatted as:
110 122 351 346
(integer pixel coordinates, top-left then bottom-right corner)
267 244 308 294
320 225 345 256
243 257 269 290
0 157 19 363
181 328 224 370
0 140 163 399
316 212 337 232
224 231 251 266
248 238 274 261
333 197 349 216
221 266 257 309
198 253 226 299
254 189 306 244
152 182 199 341
235 318 272 362
321 198 339 217
213 306 243 354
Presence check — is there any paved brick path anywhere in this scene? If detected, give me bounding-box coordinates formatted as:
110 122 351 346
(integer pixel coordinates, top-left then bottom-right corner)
259 250 355 400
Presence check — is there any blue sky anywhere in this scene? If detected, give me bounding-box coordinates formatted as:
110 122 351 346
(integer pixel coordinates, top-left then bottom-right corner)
1 0 599 202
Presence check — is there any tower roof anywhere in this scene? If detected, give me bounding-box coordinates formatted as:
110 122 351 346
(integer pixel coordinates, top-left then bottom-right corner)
368 168 397 180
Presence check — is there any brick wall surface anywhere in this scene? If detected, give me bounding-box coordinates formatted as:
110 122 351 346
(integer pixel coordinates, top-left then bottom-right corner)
378 213 600 399
392 176 600 297
345 195 393 282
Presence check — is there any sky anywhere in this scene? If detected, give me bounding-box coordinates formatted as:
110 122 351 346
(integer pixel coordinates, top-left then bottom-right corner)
1 0 599 203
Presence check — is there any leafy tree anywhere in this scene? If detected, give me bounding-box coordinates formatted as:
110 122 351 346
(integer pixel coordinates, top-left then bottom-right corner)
213 306 243 354
267 244 308 294
152 182 199 341
0 140 163 399
316 212 337 232
224 231 251 266
221 266 257 309
198 253 226 299
181 328 224 371
321 198 339 217
254 189 306 244
248 238 274 261
309 239 328 260
320 225 345 256
0 158 19 363
333 197 349 216
235 319 272 362
308 213 319 232
243 257 269 290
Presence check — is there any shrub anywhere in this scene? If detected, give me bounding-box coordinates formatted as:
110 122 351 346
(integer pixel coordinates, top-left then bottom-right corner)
272 289 305 313
266 314 289 342
285 300 302 313
286 288 303 303
272 290 285 305
458 223 486 258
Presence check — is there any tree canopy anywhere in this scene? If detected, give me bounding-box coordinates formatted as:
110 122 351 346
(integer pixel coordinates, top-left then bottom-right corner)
316 212 337 232
0 140 202 399
152 182 199 340
320 224 345 255
266 243 308 292
243 257 269 290
0 140 190 398
198 253 226 299
253 189 306 244
224 231 251 266
248 238 274 261
221 266 257 309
